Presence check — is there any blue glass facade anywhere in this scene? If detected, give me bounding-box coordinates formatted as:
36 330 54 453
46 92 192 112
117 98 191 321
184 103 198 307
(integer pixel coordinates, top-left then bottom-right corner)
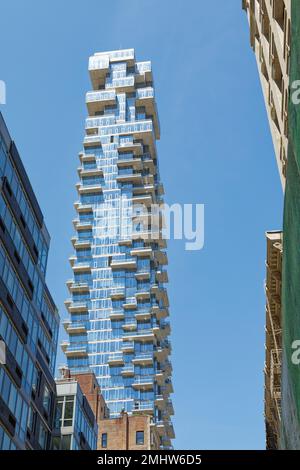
63 49 174 448
0 112 59 449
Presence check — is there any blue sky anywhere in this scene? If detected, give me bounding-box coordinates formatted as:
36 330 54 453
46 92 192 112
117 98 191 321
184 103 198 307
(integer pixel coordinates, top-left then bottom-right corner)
0 0 283 449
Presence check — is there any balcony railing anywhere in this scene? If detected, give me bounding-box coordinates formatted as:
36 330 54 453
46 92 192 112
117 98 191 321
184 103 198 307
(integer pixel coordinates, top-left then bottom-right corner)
133 376 154 386
86 90 116 103
133 352 153 362
136 87 154 100
121 341 135 351
121 365 134 375
132 401 154 411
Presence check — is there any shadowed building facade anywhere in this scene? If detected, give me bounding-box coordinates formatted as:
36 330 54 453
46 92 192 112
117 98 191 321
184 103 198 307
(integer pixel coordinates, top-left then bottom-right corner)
0 112 59 449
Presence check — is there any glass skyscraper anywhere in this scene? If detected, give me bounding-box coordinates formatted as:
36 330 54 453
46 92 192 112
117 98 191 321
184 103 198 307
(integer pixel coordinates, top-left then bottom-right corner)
62 49 174 449
0 112 59 450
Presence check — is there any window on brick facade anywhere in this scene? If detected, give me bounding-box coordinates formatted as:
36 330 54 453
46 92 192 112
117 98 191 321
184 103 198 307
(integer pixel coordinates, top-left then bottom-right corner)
101 433 107 448
136 431 144 445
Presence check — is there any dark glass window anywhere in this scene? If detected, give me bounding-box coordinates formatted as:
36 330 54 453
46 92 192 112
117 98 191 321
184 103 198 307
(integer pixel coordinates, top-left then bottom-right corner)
136 431 144 445
63 398 74 426
101 433 107 448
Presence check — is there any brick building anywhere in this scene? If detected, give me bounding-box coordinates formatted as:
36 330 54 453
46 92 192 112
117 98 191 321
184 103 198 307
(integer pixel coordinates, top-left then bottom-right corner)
98 411 160 450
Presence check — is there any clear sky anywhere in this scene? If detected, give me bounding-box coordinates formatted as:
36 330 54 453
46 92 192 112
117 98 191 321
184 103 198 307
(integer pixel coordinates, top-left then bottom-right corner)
0 0 283 450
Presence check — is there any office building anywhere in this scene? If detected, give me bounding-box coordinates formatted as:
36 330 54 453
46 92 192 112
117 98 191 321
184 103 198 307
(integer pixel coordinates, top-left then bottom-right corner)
0 112 59 449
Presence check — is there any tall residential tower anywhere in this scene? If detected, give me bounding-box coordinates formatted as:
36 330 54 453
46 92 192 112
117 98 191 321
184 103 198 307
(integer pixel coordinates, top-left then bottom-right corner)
62 49 174 450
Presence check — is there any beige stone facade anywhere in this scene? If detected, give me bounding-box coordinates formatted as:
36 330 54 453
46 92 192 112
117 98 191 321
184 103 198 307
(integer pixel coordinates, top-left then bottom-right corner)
264 231 282 449
243 0 291 188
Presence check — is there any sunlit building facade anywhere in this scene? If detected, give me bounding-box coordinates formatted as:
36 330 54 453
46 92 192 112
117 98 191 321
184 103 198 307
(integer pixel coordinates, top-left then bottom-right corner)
62 49 174 449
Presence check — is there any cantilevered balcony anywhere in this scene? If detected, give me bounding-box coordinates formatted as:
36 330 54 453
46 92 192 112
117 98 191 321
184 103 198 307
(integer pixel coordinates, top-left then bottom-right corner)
110 287 126 300
142 153 156 174
77 167 103 179
154 345 169 361
121 341 135 353
132 184 155 196
167 399 174 416
151 285 169 307
116 171 143 184
123 297 137 309
71 236 92 250
151 305 169 320
132 375 154 390
86 90 116 115
107 353 124 366
153 250 168 266
79 152 96 165
135 289 150 301
62 320 87 335
153 321 171 341
72 218 93 231
132 194 154 207
135 310 151 321
122 318 137 331
76 182 103 195
123 328 155 342
71 260 92 273
136 87 160 139
83 135 101 147
121 365 135 377
135 270 151 281
155 394 166 409
132 401 154 415
117 141 143 155
155 420 167 436
130 246 153 258
62 343 88 358
73 201 94 213
135 61 152 83
165 378 174 394
155 369 165 386
106 75 135 93
88 54 109 89
66 279 90 294
117 155 142 170
98 120 156 156
132 353 153 365
110 257 137 271
156 270 168 283
162 359 173 376
160 436 172 450
65 299 88 314
166 422 175 439
131 230 166 249
61 340 69 352
109 309 125 321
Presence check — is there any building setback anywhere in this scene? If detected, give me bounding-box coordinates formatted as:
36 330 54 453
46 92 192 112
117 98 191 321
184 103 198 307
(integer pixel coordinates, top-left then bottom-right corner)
62 48 174 449
0 112 59 449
